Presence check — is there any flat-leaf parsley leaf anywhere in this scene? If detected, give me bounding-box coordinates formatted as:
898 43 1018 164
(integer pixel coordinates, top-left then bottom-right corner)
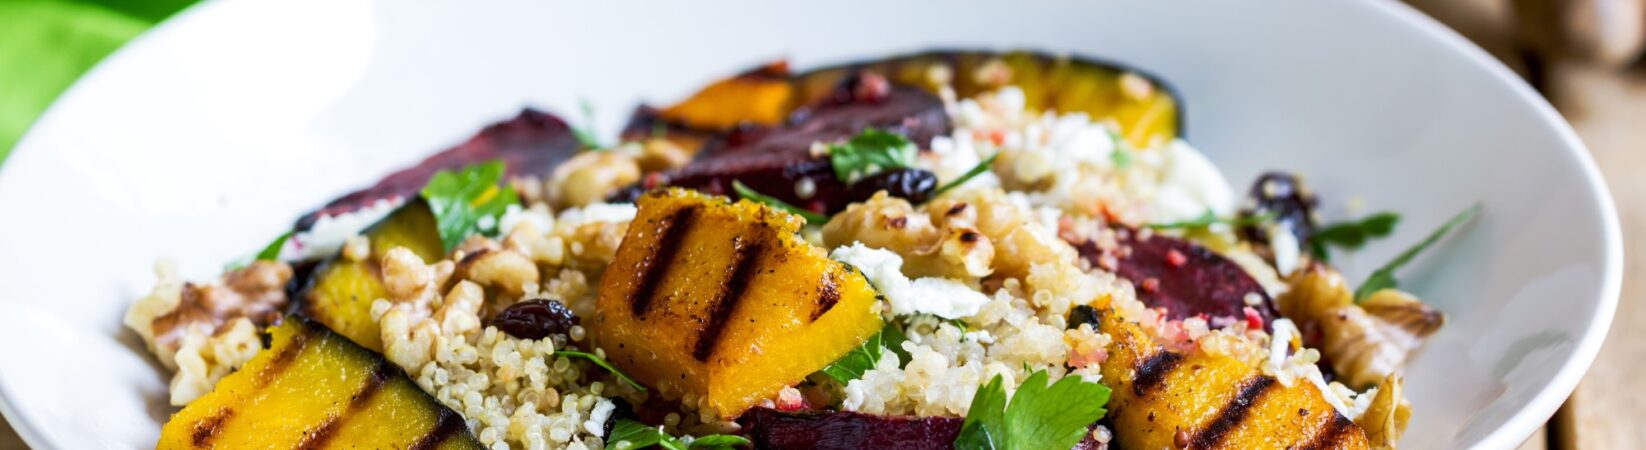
421 160 519 252
955 369 1111 450
829 129 917 184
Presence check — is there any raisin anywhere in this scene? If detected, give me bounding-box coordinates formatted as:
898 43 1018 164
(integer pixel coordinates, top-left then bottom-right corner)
492 299 579 340
846 168 938 204
1239 172 1319 246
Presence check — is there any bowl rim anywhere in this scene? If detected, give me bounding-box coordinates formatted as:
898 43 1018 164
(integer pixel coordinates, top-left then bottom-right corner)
0 0 1622 448
1362 2 1622 449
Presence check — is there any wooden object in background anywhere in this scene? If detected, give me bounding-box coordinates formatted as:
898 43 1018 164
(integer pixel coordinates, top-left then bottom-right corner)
1512 0 1645 67
1545 60 1646 449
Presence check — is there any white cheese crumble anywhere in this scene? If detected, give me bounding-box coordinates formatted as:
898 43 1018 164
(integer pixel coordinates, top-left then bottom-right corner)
1268 318 1375 419
294 197 403 261
1270 222 1302 276
557 202 638 227
499 203 555 234
1150 140 1238 223
1269 318 1298 373
830 243 990 319
582 398 616 436
1039 112 1117 168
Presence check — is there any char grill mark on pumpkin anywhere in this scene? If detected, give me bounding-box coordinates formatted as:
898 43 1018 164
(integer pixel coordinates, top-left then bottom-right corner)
1131 348 1184 397
1191 375 1278 448
693 235 766 362
631 205 699 317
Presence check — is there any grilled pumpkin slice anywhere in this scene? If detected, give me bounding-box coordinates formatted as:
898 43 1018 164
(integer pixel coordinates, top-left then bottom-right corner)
158 318 480 449
592 188 882 419
1083 298 1371 450
625 50 1180 150
658 61 794 131
299 200 443 351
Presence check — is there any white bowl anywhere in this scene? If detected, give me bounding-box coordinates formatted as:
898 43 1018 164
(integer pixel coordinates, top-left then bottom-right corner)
0 0 1619 448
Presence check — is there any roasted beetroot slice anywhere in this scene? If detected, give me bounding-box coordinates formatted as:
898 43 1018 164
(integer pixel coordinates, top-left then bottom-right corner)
695 81 950 160
615 152 848 216
295 109 581 230
611 75 950 215
1076 230 1278 329
739 408 1107 450
738 408 961 450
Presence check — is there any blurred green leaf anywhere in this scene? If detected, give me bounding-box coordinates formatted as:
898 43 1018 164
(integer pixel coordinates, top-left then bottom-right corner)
0 0 197 162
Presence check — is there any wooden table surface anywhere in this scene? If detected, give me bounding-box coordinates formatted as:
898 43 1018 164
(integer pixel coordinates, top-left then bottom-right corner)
0 2 1638 449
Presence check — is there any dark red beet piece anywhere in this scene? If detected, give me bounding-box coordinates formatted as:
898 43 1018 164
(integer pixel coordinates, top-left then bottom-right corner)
295 109 582 230
492 299 579 340
1073 229 1279 329
609 72 951 215
694 82 950 161
738 408 961 450
739 408 1108 450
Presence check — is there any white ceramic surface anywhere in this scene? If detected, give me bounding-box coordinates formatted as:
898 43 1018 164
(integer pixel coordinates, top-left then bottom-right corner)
0 0 1620 448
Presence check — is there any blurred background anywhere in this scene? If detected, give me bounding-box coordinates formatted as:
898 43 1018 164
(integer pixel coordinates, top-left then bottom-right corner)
0 0 1641 448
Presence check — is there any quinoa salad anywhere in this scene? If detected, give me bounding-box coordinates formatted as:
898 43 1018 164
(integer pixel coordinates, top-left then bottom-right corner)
127 50 1473 450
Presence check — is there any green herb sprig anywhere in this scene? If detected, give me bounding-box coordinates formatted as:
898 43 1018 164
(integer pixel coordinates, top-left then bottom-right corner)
608 419 750 450
573 99 603 150
421 160 520 252
820 326 885 383
224 231 293 271
731 180 829 224
1354 204 1481 301
1108 129 1132 169
931 153 1000 199
954 370 1112 450
1309 212 1401 262
556 350 645 392
1146 210 1274 230
829 129 917 184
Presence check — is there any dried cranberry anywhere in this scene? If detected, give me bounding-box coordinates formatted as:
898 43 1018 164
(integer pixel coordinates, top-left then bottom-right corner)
845 168 937 204
492 299 579 340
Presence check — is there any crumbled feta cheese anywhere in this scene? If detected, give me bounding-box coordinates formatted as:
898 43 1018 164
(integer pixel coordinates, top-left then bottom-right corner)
557 202 637 227
584 398 615 436
1270 222 1301 276
830 243 990 319
294 197 403 261
1151 140 1238 223
1269 318 1297 372
1266 318 1372 418
1042 113 1116 167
